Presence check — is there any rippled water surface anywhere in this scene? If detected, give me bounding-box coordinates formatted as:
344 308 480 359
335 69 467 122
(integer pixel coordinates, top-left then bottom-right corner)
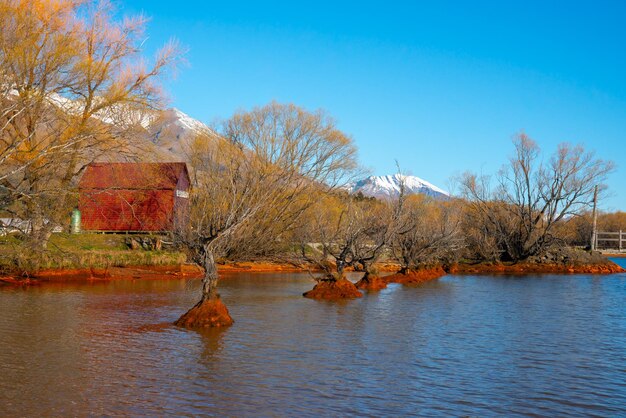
1 261 626 416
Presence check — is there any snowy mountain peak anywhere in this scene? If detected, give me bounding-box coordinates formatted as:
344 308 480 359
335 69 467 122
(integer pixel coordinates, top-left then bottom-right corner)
170 108 212 135
347 174 449 200
143 108 217 159
12 89 216 161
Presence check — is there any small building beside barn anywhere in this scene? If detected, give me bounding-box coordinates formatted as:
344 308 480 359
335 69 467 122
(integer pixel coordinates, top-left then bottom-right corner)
78 162 190 233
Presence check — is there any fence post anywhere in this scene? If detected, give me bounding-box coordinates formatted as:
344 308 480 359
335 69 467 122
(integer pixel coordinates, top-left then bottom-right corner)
620 230 623 252
591 185 598 251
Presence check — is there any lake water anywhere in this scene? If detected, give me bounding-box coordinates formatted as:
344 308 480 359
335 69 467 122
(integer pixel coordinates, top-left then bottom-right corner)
1 261 625 416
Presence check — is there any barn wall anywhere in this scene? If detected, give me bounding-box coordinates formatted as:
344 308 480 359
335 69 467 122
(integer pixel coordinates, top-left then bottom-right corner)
176 170 190 192
79 189 175 232
172 167 191 232
173 195 189 232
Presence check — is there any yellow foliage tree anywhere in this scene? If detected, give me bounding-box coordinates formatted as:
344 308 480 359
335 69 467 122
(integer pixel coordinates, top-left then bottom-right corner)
0 0 180 250
175 102 360 327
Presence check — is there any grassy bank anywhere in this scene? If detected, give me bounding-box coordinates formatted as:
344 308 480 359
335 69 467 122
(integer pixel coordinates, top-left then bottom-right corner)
0 233 187 274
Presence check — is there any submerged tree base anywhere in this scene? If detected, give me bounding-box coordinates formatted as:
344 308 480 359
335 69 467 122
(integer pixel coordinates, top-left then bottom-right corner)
303 278 363 300
174 297 234 328
355 274 387 291
385 266 447 285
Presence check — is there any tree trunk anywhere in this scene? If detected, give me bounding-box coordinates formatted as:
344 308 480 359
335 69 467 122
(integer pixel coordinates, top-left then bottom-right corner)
26 215 53 252
336 259 345 278
201 246 219 301
355 268 387 291
174 244 233 328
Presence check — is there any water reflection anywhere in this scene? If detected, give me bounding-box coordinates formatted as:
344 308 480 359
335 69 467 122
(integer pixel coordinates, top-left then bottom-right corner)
1 270 625 416
196 327 229 361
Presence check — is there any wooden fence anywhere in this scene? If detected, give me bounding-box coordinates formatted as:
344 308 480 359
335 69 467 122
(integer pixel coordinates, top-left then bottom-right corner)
595 230 626 252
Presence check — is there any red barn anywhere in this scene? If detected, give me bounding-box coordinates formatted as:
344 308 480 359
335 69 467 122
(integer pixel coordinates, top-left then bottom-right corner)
78 162 190 232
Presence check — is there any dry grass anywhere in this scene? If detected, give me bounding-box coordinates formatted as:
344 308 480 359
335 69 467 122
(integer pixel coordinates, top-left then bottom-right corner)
0 233 187 273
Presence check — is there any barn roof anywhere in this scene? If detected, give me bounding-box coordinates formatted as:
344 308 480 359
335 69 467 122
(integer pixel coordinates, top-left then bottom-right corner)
79 162 189 190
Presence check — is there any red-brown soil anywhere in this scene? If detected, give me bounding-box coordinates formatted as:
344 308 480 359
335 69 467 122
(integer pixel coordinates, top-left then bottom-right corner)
0 264 204 286
355 274 388 291
371 263 403 272
31 267 112 280
174 297 234 328
217 261 401 274
303 278 363 300
385 266 447 285
450 261 625 275
217 261 313 273
0 276 40 286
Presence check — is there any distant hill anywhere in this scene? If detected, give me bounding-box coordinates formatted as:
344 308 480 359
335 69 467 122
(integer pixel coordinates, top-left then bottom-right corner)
347 174 449 199
13 90 218 163
144 108 216 159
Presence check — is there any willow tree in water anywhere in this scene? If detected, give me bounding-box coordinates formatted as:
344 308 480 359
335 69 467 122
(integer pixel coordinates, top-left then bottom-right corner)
175 102 359 328
390 194 464 272
294 191 391 298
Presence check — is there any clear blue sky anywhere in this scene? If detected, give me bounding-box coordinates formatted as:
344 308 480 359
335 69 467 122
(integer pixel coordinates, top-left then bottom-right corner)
123 0 626 210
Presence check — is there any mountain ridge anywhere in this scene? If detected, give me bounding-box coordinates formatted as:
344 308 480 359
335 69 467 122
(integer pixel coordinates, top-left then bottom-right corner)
347 173 449 200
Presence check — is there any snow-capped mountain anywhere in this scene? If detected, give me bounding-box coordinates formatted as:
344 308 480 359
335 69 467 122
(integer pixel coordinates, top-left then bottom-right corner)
347 174 449 200
47 91 217 160
144 108 216 159
6 88 216 162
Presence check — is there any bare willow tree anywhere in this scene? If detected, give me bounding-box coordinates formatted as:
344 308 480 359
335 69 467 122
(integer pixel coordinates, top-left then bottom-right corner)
294 192 377 299
349 197 393 281
0 0 180 251
459 134 614 261
391 193 463 272
175 102 359 327
296 193 364 277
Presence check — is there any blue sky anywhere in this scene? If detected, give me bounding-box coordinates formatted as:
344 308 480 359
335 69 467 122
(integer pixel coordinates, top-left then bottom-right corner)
123 0 626 210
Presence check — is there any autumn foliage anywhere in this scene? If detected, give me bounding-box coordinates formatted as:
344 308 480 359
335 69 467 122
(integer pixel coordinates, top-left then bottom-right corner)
0 0 180 253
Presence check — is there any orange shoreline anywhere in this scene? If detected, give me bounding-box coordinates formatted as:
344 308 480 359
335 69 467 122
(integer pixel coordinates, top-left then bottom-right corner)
448 261 625 275
602 253 626 258
1 259 623 287
0 262 308 286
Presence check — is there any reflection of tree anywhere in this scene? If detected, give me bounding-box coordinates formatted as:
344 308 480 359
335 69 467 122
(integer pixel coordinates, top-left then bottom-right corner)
197 327 230 363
